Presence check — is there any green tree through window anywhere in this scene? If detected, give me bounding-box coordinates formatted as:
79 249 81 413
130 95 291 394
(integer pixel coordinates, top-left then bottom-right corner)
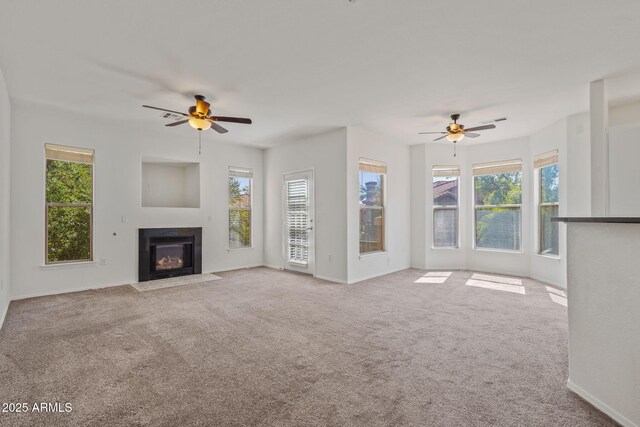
45 147 94 263
474 166 522 251
229 173 252 249
539 162 559 255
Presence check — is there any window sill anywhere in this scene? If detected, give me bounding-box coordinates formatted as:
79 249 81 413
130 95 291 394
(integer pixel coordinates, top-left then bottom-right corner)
41 261 96 270
287 260 308 267
473 247 523 255
432 246 459 250
228 247 253 251
359 251 387 259
537 253 561 260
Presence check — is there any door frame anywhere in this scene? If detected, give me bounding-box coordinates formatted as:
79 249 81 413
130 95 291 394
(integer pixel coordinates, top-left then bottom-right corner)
282 169 315 276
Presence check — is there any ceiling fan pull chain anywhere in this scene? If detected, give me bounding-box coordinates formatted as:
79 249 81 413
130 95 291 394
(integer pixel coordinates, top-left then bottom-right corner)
198 131 202 155
453 141 457 157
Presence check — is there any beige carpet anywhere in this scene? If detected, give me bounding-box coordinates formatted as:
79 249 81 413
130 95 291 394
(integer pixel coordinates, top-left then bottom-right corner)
131 273 222 292
0 268 614 426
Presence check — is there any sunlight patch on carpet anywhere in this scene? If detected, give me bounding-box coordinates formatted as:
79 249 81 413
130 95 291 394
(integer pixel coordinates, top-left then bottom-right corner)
414 271 452 283
465 278 526 294
471 273 522 286
132 273 222 292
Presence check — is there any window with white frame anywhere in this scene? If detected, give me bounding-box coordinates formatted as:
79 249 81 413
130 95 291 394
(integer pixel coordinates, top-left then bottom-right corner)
473 159 522 251
433 165 460 248
535 150 559 255
45 143 94 264
228 167 252 249
359 159 386 254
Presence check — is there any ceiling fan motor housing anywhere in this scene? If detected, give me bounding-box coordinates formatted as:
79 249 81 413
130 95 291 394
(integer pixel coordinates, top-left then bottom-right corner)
447 123 464 134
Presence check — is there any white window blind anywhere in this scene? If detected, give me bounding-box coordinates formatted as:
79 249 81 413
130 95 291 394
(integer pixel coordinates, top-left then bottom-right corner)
359 159 387 174
229 166 253 179
472 159 521 176
534 150 559 169
286 179 309 264
45 143 94 164
433 165 461 178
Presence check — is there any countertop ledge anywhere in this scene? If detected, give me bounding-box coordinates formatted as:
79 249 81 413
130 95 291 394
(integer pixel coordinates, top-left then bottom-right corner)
552 217 640 223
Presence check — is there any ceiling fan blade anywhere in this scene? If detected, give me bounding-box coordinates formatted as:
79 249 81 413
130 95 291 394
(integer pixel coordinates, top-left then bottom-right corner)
465 132 481 138
464 124 496 132
418 131 447 135
433 135 448 141
209 121 229 134
209 116 252 125
481 117 508 124
142 105 190 117
165 119 189 127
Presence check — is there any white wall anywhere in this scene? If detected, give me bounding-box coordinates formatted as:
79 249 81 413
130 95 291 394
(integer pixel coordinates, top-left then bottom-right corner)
410 144 426 269
0 67 10 328
263 128 348 283
346 127 411 283
566 113 591 216
608 101 640 216
141 162 200 208
565 222 640 427
10 100 264 299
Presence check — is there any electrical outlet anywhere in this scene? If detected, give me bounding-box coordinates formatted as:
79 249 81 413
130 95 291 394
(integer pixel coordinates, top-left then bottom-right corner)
328 255 333 262
100 258 107 266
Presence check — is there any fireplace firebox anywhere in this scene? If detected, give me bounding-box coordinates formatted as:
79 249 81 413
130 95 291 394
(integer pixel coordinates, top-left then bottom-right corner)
139 228 202 282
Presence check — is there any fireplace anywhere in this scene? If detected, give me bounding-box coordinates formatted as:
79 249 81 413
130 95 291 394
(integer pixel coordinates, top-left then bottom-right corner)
139 228 202 282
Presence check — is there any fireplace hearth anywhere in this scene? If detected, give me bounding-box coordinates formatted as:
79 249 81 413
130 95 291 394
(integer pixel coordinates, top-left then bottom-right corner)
139 228 202 282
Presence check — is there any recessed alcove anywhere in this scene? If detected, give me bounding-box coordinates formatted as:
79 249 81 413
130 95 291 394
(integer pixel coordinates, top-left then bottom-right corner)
141 157 200 208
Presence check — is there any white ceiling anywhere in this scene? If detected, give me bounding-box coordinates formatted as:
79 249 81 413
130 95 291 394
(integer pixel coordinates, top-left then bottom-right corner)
1 0 640 147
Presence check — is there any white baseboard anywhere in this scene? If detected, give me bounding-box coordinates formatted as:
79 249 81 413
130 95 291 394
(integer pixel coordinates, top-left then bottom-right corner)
211 264 265 274
11 280 133 301
567 379 637 427
529 273 566 289
263 264 284 271
347 265 411 284
0 299 9 331
314 274 347 284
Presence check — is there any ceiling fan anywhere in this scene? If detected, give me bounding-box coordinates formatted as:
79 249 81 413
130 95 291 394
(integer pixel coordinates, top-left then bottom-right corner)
418 114 505 156
143 95 252 134
419 114 505 142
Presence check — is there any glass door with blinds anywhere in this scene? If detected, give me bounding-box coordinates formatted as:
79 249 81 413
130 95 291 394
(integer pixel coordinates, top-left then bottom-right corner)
283 171 314 274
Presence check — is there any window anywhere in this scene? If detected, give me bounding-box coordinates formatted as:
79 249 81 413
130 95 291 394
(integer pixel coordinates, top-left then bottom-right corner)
433 166 460 248
473 159 522 251
535 150 559 256
359 159 386 254
45 143 94 264
285 176 310 264
228 167 252 249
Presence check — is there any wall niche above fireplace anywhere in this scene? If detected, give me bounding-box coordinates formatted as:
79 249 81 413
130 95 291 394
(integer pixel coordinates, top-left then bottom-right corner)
139 228 202 282
141 158 200 208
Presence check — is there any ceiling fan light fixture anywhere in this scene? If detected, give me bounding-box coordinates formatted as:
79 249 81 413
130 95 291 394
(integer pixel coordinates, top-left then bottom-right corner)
446 133 465 143
188 117 212 131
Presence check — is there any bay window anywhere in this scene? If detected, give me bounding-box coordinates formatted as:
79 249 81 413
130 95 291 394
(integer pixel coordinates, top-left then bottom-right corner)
433 166 459 248
473 159 522 251
535 150 559 255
